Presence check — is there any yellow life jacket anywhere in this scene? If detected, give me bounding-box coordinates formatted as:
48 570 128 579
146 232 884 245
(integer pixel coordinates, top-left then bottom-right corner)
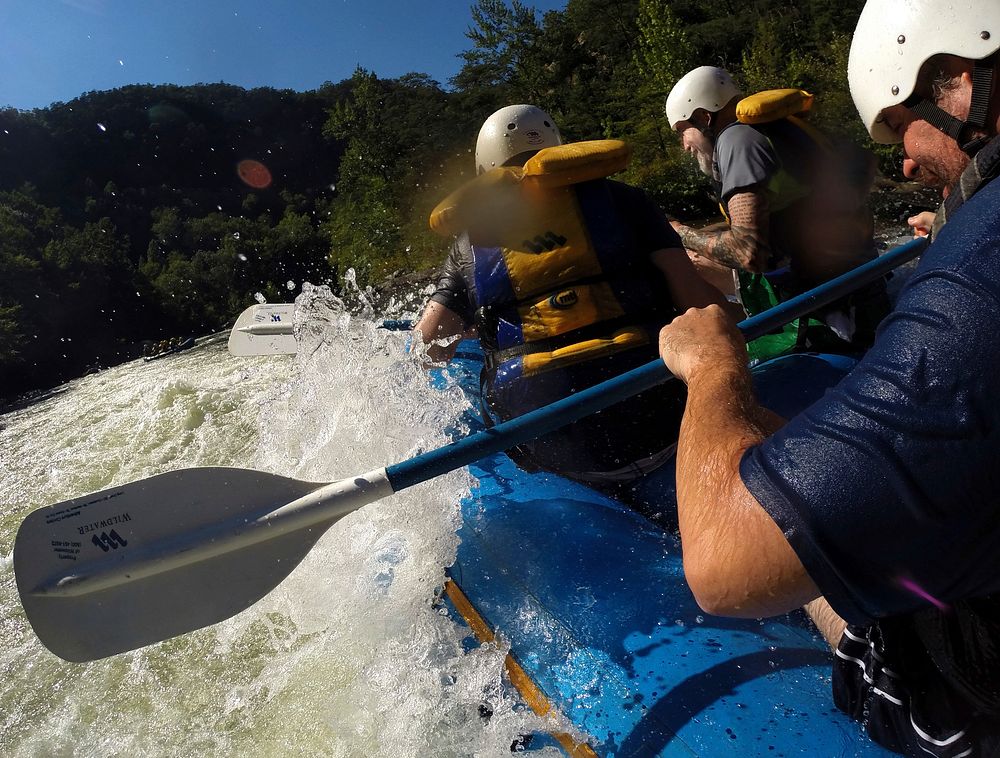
737 88 833 148
428 139 677 395
737 89 814 125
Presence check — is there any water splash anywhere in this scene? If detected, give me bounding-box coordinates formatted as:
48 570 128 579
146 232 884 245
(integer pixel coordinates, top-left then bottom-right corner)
0 286 550 756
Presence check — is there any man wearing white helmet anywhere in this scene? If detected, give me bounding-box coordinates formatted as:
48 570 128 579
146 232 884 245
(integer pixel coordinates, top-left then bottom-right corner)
471 103 563 175
414 104 727 515
665 66 884 359
655 2 1000 754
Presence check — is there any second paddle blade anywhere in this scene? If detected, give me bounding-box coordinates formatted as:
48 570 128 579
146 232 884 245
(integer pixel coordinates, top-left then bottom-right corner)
228 303 298 356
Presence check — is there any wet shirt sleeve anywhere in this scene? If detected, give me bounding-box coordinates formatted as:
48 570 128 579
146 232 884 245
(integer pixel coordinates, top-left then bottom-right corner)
739 227 1000 625
715 124 780 202
428 237 475 326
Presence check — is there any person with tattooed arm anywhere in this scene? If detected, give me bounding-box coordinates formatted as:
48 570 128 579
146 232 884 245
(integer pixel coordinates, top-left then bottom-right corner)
665 67 886 358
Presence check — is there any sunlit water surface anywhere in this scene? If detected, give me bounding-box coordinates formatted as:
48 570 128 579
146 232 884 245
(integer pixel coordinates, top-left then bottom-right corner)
0 283 560 757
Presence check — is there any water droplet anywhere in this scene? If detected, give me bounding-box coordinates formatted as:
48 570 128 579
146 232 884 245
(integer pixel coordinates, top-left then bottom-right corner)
286 281 296 291
695 615 704 624
232 232 240 240
97 123 107 132
237 253 248 262
254 292 266 304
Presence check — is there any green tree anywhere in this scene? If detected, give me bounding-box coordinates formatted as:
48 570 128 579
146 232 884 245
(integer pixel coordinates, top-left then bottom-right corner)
453 0 546 108
323 68 407 279
635 0 692 94
322 68 466 282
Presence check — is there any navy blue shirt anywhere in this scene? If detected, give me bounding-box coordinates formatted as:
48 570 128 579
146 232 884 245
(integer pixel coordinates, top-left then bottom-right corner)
740 177 1000 625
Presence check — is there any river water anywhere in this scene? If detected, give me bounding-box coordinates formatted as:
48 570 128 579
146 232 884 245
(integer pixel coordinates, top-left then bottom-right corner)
0 283 558 757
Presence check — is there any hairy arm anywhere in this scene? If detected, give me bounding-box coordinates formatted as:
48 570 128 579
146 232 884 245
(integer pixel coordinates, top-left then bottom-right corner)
672 190 772 273
412 301 466 363
659 306 820 617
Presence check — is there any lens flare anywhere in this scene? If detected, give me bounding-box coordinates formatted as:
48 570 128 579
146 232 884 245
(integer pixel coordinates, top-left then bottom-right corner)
236 159 272 189
898 576 949 611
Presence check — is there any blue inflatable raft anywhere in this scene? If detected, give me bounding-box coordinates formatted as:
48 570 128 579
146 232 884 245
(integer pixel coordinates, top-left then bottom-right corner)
436 341 893 757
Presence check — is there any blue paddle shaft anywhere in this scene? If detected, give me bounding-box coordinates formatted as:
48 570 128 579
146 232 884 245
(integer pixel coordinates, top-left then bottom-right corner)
387 237 927 492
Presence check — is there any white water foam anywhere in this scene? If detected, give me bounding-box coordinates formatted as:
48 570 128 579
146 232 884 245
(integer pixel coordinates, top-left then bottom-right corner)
0 283 565 757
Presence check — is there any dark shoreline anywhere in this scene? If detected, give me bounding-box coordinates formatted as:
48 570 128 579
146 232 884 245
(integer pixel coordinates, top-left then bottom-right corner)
1 179 940 412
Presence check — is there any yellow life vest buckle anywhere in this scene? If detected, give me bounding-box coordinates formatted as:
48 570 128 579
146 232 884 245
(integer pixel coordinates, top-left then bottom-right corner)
549 289 578 309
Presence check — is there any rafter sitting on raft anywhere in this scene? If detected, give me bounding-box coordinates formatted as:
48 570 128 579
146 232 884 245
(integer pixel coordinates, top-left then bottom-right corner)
413 104 728 520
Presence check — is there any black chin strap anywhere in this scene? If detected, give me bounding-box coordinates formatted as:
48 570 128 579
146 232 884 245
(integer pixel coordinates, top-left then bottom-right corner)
903 54 997 157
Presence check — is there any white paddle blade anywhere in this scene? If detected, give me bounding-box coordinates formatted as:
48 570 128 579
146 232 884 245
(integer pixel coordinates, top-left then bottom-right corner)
228 303 297 356
14 467 326 662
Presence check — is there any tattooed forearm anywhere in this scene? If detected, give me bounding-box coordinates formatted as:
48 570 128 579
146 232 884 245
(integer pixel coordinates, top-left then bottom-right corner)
677 224 771 272
674 190 772 272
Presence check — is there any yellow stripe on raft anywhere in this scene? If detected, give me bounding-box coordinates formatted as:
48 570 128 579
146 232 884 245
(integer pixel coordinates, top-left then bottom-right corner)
443 580 599 758
521 326 648 377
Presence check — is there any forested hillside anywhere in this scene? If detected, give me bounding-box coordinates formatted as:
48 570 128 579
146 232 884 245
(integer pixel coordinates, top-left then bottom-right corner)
1 0 876 398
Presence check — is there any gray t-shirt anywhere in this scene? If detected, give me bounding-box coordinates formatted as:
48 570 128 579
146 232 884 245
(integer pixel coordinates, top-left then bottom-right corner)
714 123 781 202
715 120 821 204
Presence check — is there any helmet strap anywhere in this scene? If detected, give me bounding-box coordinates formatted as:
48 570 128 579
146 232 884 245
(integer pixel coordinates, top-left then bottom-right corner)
903 54 997 157
694 112 717 141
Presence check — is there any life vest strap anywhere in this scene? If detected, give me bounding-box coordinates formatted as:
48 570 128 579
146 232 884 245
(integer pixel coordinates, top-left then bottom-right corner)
481 314 651 369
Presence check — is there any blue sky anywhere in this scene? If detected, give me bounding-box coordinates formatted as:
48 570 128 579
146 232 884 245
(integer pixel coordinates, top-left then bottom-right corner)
0 0 567 110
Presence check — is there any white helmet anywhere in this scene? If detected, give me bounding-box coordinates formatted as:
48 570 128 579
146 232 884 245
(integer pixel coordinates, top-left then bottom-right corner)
665 66 742 130
475 104 562 174
849 0 1000 145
